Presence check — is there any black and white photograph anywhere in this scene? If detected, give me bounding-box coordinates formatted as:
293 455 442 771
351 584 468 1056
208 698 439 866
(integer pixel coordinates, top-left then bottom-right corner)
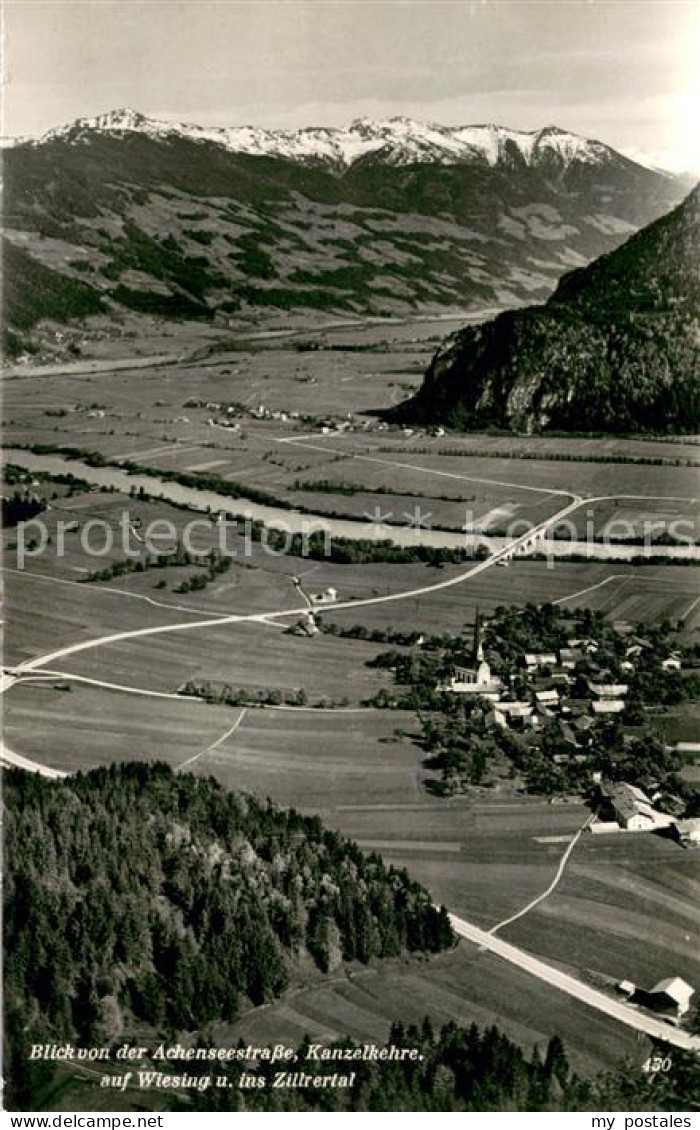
1 0 699 1118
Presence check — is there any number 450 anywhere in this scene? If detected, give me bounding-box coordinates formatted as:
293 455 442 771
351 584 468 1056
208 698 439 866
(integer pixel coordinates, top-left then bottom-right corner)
642 1056 672 1074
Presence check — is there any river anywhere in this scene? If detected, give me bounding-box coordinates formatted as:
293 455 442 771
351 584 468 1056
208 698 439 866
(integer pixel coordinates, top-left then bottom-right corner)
5 449 699 562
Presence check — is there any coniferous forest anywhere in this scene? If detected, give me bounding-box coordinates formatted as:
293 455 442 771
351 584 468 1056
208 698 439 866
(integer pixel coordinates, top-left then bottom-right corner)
3 763 454 1098
3 763 699 1112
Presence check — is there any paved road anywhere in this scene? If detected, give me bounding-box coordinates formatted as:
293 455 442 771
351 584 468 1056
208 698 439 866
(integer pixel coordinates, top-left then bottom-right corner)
277 434 698 507
0 741 67 778
3 493 586 682
448 914 700 1052
20 669 196 700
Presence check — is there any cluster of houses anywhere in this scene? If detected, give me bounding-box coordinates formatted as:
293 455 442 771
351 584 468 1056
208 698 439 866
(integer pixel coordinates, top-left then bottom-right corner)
441 621 683 742
183 396 303 427
208 402 298 426
445 626 633 727
437 617 698 844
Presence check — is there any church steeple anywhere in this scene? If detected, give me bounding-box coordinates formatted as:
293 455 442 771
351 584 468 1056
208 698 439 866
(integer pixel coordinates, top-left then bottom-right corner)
473 609 484 663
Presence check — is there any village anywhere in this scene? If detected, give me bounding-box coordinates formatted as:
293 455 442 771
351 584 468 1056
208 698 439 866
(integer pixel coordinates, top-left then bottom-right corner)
350 602 700 841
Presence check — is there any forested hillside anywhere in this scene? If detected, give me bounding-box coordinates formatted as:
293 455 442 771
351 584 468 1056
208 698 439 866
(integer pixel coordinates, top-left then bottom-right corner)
397 184 700 434
3 763 454 1053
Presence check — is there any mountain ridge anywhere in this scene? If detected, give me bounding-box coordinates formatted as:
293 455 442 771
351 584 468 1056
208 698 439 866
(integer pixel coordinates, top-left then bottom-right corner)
2 118 687 359
4 108 678 177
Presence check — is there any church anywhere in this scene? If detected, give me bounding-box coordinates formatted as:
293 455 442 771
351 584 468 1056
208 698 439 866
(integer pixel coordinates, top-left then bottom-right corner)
443 615 503 701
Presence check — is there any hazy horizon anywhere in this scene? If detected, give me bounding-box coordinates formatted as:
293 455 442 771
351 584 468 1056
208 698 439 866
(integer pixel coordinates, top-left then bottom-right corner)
4 0 699 174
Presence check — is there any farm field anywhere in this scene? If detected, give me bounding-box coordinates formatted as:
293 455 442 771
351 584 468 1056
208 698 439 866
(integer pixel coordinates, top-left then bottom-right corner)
7 534 698 691
36 940 643 1109
3 320 699 1083
3 566 194 667
10 611 391 702
223 942 642 1079
2 680 229 774
4 337 698 510
500 834 700 989
178 707 700 1071
3 331 699 457
6 420 697 539
323 561 700 635
1 344 427 438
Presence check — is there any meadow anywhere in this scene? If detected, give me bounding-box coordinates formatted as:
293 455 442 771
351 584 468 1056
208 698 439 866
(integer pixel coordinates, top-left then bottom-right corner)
223 942 642 1079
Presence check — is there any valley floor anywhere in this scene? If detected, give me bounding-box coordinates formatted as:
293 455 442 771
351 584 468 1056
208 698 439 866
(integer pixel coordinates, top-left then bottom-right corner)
3 321 699 1085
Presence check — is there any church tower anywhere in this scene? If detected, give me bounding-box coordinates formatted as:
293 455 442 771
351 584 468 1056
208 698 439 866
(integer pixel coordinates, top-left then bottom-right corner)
473 610 490 683
473 609 485 663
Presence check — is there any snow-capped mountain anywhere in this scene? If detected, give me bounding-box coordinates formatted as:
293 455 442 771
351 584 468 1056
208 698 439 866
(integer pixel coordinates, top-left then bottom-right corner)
12 107 628 171
3 105 688 359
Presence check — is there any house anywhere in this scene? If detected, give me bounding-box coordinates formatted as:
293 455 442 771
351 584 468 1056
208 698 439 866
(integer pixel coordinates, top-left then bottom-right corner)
624 975 694 1017
498 700 535 718
648 977 694 1017
292 614 319 638
601 781 674 831
626 637 653 658
549 671 573 687
311 587 338 605
558 647 583 670
591 699 626 715
588 680 629 698
524 652 558 670
567 637 600 654
671 817 700 847
661 654 682 671
535 688 560 709
496 701 538 728
486 707 508 730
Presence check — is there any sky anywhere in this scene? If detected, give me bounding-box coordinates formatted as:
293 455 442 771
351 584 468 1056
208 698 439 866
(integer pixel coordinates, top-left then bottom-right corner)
3 0 699 172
